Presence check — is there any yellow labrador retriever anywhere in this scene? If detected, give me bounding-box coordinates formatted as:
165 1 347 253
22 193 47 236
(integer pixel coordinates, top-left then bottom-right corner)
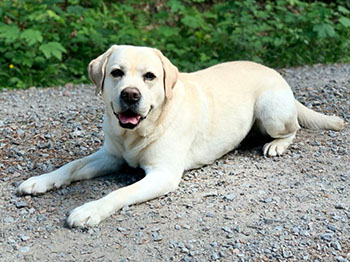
18 45 344 227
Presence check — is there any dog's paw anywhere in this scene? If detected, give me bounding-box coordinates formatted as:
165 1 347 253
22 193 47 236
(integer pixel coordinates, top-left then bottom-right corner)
67 200 112 228
17 174 55 195
263 140 289 157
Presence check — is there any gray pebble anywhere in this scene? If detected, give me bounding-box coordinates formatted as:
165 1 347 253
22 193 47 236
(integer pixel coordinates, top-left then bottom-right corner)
4 217 14 224
332 241 342 250
210 242 218 248
19 234 30 241
183 224 191 229
182 256 191 262
223 192 236 201
206 212 215 217
116 227 127 232
152 232 163 242
15 201 28 208
19 246 30 253
211 252 220 260
203 192 218 197
320 232 333 242
221 226 232 233
181 247 189 254
262 197 272 203
282 250 293 258
264 249 271 254
335 204 345 210
292 226 299 235
336 257 348 262
327 224 338 232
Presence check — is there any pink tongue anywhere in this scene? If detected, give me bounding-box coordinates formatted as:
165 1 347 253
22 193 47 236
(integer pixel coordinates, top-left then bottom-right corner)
118 113 141 125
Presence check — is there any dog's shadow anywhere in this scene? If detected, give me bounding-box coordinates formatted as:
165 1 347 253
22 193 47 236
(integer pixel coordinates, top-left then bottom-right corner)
99 164 146 188
237 129 273 154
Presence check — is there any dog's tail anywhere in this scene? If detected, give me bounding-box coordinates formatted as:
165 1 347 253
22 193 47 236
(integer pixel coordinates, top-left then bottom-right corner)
296 100 344 130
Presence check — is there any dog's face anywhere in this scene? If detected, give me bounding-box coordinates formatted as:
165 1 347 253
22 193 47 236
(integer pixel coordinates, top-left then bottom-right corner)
88 45 178 130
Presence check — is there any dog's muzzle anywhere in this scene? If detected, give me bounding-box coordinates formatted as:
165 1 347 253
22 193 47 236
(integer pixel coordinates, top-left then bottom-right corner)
110 87 153 129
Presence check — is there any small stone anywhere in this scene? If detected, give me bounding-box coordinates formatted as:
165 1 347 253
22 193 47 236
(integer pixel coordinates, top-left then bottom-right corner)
211 252 220 260
264 249 271 254
181 247 189 254
8 237 16 245
292 226 300 235
15 201 28 208
174 224 181 230
221 226 232 233
320 232 333 242
335 204 345 210
182 256 191 262
206 212 215 217
300 230 310 237
183 224 191 229
152 232 163 242
203 192 218 197
282 250 293 258
336 257 348 262
331 241 342 251
210 242 218 248
327 224 338 232
19 246 30 253
116 227 127 232
19 234 30 241
4 217 14 224
223 193 236 201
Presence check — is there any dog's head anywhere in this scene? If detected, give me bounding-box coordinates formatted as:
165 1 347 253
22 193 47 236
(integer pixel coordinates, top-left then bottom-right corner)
88 45 178 130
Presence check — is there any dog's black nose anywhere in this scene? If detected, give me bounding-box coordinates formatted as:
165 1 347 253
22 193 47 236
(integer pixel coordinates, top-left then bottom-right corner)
120 87 141 104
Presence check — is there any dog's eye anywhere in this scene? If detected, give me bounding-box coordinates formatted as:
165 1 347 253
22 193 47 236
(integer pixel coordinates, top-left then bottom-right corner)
111 69 124 78
144 72 156 81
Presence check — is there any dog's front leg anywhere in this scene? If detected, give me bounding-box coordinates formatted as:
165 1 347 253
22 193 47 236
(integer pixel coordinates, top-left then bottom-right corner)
67 166 182 228
18 147 124 195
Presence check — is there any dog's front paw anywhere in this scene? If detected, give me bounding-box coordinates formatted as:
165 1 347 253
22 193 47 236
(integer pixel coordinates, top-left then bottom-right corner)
67 200 112 228
18 174 55 195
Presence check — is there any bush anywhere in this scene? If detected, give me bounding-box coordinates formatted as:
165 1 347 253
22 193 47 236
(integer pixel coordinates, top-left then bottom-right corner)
0 0 349 89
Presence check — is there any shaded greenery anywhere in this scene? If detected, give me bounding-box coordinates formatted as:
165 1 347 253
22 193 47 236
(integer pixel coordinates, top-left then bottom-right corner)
0 0 349 89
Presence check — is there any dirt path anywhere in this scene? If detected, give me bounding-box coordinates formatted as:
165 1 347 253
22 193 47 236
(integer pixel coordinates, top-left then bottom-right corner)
1 64 349 262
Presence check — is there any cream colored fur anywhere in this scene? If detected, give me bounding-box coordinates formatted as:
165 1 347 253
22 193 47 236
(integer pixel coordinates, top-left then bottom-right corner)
18 45 344 227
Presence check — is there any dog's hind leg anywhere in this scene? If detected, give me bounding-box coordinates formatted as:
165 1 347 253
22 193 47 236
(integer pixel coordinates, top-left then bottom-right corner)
18 147 124 195
255 88 300 157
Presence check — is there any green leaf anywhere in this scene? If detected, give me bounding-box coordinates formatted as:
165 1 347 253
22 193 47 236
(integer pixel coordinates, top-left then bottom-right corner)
338 6 350 14
167 0 185 13
182 15 202 29
313 24 336 38
21 29 43 46
0 24 20 43
339 17 350 28
39 42 67 60
47 10 66 25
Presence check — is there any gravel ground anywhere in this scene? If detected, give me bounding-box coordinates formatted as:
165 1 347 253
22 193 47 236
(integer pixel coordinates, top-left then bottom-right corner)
1 64 349 262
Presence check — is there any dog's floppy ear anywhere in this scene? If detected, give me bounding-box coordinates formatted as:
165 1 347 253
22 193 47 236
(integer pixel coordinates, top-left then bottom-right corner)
88 45 116 95
153 49 178 100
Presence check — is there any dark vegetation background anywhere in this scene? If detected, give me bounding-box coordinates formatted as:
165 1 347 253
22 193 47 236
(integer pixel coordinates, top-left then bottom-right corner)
0 0 349 89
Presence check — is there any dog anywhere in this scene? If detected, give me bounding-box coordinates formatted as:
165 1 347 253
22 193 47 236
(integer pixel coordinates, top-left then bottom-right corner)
18 45 344 227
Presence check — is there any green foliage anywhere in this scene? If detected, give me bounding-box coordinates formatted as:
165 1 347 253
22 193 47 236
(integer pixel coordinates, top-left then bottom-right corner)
0 0 349 89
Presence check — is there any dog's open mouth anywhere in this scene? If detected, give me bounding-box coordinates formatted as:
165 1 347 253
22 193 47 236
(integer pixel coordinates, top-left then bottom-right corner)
118 110 141 125
111 103 153 130
110 103 143 129
116 109 142 129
